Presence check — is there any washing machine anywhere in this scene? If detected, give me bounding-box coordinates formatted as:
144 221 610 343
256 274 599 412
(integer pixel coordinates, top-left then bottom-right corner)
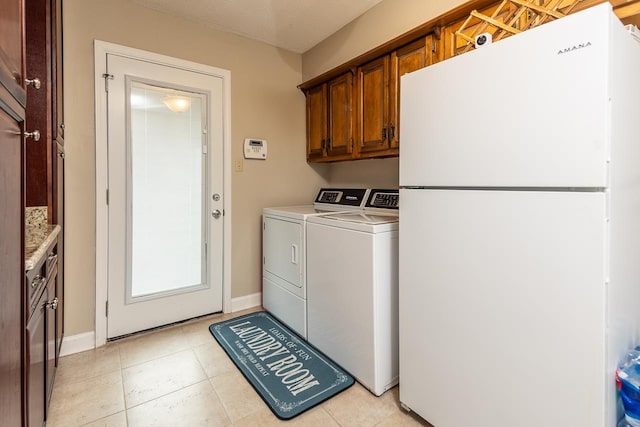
262 188 370 338
306 189 399 396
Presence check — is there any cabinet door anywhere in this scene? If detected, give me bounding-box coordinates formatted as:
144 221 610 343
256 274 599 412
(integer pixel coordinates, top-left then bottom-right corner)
305 84 326 160
53 145 63 363
45 269 56 408
0 104 24 427
389 38 428 149
0 0 26 106
357 56 390 154
25 0 53 208
27 288 46 427
326 72 353 157
51 0 63 143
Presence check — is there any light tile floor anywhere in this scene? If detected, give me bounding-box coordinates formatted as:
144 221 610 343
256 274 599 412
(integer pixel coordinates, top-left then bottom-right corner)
47 308 433 427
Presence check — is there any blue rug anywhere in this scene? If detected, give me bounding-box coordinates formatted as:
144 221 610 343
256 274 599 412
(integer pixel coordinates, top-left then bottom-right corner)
209 311 354 420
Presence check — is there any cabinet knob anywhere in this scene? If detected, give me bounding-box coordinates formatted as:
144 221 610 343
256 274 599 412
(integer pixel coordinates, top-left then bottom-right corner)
25 77 41 89
25 130 41 141
31 275 45 289
45 297 59 310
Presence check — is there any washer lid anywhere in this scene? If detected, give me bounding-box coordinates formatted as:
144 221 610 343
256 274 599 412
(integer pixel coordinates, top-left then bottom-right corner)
320 211 399 225
263 205 356 220
307 211 399 233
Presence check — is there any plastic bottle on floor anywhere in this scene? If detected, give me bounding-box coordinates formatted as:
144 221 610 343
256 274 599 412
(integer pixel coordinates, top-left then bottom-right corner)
617 347 640 427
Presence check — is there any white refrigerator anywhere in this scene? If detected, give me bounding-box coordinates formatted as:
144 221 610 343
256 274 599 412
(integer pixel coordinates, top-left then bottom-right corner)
398 4 640 427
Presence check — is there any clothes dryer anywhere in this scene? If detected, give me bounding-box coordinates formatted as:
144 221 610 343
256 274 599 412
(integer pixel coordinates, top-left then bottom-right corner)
262 188 369 338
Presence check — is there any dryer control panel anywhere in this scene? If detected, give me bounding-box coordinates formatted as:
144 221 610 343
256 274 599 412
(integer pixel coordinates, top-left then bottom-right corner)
366 189 399 210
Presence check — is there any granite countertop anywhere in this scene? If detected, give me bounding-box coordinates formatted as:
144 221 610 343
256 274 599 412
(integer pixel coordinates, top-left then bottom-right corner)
25 206 61 271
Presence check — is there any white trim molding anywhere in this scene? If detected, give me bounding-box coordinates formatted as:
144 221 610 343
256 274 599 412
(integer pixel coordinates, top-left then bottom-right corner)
60 291 260 357
59 332 96 357
231 292 263 312
93 40 232 348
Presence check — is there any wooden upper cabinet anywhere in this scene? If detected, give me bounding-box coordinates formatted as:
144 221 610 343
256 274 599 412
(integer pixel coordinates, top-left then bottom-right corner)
326 73 353 157
389 37 434 150
356 36 437 158
305 72 354 162
357 56 390 155
306 84 325 160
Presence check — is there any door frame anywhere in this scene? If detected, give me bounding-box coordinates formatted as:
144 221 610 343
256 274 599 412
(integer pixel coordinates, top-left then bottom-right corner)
93 40 232 347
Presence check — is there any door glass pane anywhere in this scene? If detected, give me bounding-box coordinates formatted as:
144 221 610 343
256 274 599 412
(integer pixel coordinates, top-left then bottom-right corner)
128 81 207 299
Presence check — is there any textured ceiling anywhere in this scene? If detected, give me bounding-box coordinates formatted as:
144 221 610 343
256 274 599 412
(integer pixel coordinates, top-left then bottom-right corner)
131 0 384 53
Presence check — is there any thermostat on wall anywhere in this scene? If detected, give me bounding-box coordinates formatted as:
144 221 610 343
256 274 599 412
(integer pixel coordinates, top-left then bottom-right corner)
244 138 267 159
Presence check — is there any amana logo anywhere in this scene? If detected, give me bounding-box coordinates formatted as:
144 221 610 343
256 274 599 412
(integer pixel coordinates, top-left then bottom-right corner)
557 41 592 54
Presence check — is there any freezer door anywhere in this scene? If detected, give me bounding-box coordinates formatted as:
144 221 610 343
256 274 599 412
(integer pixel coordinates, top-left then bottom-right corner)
400 4 611 188
399 189 607 427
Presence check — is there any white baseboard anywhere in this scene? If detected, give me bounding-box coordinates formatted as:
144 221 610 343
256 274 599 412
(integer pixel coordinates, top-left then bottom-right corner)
59 331 96 357
60 294 261 357
231 292 262 312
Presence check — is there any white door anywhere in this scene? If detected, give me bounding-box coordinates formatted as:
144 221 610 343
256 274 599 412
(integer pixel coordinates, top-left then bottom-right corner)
106 53 224 338
399 188 607 427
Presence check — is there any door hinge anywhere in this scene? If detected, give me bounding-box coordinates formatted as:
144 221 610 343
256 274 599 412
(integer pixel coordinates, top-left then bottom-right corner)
102 73 114 92
106 189 109 205
263 256 266 265
105 300 109 316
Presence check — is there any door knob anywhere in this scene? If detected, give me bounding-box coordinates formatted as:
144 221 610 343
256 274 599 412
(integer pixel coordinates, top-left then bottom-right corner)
211 209 222 219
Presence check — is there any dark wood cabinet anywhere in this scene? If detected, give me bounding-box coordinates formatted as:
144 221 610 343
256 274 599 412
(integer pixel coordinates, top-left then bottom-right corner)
305 36 440 163
26 286 46 427
46 265 57 405
51 0 63 144
25 0 53 208
0 1 26 426
24 0 65 372
305 72 354 162
53 143 64 363
0 104 25 427
26 239 59 426
1 0 64 424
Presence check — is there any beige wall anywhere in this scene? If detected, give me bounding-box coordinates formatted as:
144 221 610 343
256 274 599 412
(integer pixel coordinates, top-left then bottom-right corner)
63 0 329 336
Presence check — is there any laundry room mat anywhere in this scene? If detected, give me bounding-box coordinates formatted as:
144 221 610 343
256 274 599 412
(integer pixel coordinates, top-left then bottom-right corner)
209 311 354 420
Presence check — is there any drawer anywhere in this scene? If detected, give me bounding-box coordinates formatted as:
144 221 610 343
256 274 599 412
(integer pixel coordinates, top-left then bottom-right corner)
26 242 58 316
